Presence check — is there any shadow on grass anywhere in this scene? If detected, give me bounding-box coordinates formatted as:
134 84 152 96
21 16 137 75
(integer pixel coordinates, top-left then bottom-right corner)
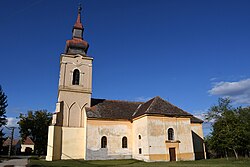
30 159 143 167
85 159 143 167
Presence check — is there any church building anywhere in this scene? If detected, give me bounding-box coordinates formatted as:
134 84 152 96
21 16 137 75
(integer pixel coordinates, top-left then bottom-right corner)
46 7 206 162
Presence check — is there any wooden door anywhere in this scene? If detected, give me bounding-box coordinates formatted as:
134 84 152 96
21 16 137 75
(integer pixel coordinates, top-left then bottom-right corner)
169 148 176 161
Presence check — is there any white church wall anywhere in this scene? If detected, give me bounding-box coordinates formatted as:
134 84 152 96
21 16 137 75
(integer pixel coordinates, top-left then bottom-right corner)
147 116 168 161
86 119 132 160
173 117 194 160
61 127 86 160
132 116 150 161
136 116 195 161
46 126 62 161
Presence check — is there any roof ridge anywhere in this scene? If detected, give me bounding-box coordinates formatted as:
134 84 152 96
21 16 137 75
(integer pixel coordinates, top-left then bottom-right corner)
107 99 143 103
157 96 192 115
132 104 142 117
145 96 157 113
91 97 143 103
165 100 192 115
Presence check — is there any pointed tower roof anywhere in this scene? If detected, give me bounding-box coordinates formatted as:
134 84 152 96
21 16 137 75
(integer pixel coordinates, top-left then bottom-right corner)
65 4 89 55
74 5 83 29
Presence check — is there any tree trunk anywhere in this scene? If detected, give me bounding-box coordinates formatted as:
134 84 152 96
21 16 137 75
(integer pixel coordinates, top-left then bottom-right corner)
233 149 238 159
225 150 228 160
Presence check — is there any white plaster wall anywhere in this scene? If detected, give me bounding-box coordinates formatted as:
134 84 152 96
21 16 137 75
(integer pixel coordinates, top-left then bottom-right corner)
61 127 85 160
46 126 62 161
86 120 132 160
175 118 194 154
146 116 194 160
59 55 93 94
191 124 204 138
132 116 150 161
147 117 167 155
58 91 90 127
21 144 34 152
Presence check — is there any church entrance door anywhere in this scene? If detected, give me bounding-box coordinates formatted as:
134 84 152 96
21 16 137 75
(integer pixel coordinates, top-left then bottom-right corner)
169 148 176 161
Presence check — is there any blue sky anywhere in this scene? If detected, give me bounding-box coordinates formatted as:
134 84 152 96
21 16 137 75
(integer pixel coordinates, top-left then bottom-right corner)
1 0 250 137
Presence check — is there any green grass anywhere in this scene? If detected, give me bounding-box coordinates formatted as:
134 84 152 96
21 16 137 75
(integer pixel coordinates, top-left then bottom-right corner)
30 158 250 167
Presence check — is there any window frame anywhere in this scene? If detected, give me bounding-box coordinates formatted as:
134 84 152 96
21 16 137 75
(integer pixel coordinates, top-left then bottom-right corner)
101 136 107 148
139 148 142 154
122 136 128 148
72 69 80 85
168 128 174 140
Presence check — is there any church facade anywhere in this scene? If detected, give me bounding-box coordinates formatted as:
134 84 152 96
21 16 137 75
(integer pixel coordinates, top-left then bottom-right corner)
46 8 206 162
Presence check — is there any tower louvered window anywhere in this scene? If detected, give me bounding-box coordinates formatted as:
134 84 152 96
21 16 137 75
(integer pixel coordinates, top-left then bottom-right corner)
72 69 80 85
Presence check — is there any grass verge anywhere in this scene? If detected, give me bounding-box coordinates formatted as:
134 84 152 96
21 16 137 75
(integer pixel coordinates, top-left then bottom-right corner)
30 158 250 167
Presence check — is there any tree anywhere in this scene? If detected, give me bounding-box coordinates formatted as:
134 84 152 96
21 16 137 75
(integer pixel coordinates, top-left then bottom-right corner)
238 107 250 157
0 85 8 152
206 98 250 159
18 110 52 155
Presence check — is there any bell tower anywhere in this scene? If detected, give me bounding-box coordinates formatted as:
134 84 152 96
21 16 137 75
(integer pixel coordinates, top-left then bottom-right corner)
46 5 92 161
58 4 92 127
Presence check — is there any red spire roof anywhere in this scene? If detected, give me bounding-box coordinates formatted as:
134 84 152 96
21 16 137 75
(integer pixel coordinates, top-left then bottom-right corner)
74 5 83 29
74 13 83 29
65 4 89 55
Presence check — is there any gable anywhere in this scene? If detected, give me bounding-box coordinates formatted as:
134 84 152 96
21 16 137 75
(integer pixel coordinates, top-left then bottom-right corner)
23 137 35 145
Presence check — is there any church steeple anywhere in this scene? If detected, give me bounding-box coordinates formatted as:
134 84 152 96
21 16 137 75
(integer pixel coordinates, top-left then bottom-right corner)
73 5 83 37
65 4 89 55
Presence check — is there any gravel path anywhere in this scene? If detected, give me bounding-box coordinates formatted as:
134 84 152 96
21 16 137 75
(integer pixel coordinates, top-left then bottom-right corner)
0 158 28 167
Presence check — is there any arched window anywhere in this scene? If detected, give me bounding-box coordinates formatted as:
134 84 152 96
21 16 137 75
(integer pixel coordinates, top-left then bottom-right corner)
72 69 80 85
101 136 107 148
168 128 174 140
139 148 142 154
138 135 141 140
122 136 127 148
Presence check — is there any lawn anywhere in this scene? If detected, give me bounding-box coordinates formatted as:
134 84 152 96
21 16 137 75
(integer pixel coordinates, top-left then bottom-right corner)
30 158 250 167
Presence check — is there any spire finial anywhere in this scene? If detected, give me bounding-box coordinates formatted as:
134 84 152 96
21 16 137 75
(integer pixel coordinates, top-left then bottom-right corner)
78 3 82 14
73 3 83 30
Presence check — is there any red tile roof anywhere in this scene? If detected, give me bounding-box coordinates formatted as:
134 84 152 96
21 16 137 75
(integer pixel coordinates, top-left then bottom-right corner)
191 116 204 123
133 96 192 118
66 38 88 47
65 37 89 54
23 137 34 145
74 13 83 29
86 96 203 123
86 98 142 120
3 138 20 146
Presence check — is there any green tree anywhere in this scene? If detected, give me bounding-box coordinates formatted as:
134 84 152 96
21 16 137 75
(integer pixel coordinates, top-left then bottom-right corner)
18 110 52 155
0 85 8 151
206 98 250 159
238 107 250 157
